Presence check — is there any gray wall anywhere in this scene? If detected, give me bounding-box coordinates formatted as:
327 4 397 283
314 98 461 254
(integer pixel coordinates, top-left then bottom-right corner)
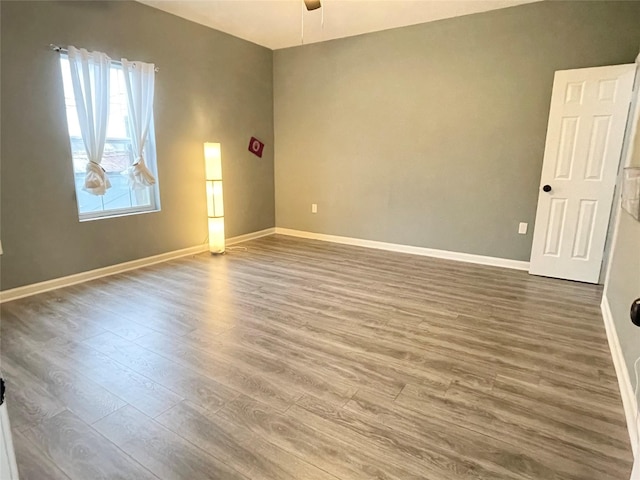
273 1 640 261
0 1 275 291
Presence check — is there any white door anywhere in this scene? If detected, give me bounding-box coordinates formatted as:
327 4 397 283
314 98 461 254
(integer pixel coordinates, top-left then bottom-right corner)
530 64 636 283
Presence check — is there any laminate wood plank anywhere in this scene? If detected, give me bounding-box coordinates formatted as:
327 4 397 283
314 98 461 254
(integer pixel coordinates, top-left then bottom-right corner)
219 394 445 480
263 283 606 359
254 285 608 384
266 234 598 295
212 321 408 399
150 329 359 407
2 341 126 425
61 284 197 337
93 405 249 480
22 409 158 480
42 337 184 418
491 374 628 432
220 306 454 389
105 263 261 314
1 359 66 432
345 388 586 480
397 382 631 479
215 318 412 394
253 312 516 390
418 313 612 359
258 238 599 336
82 331 239 413
12 430 72 480
289 400 489 480
110 266 243 325
256 283 427 326
418 316 614 371
6 286 157 341
156 400 339 480
1 294 107 341
133 331 301 412
449 380 630 464
304 315 580 385
248 237 603 319
147 260 265 298
212 321 405 399
536 370 625 412
297 393 531 480
2 235 632 479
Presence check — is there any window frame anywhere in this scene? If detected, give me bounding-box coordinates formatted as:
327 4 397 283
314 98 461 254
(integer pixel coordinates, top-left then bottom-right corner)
60 54 161 222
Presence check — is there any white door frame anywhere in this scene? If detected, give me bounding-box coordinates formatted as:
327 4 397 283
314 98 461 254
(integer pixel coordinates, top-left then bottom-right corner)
600 55 640 477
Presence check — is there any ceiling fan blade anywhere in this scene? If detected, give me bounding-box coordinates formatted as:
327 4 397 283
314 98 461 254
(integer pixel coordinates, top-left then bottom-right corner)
304 0 321 11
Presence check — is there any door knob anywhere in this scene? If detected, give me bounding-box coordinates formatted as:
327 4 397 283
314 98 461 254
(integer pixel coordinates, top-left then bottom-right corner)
632 298 640 327
542 185 552 192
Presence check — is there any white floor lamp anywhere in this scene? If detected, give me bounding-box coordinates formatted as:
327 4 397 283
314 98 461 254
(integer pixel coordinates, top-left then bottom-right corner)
204 142 225 254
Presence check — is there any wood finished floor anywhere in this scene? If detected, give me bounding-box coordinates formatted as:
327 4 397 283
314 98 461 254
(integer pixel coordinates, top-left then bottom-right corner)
0 234 633 480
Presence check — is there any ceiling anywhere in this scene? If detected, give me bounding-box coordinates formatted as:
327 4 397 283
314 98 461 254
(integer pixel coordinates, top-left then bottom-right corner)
138 0 539 50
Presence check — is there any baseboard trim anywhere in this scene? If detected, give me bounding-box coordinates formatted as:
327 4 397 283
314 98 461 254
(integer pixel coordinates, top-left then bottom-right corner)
601 295 639 457
0 228 275 303
0 244 208 304
227 227 275 246
0 228 276 304
274 228 530 271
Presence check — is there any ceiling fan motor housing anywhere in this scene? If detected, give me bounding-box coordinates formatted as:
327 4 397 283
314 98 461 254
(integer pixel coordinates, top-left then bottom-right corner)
304 0 321 11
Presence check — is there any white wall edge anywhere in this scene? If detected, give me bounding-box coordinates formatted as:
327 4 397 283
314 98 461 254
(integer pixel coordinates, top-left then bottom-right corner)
274 228 530 271
601 294 639 458
0 402 19 480
227 227 275 246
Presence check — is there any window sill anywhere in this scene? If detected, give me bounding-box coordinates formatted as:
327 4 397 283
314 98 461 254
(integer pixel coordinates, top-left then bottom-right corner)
79 207 161 222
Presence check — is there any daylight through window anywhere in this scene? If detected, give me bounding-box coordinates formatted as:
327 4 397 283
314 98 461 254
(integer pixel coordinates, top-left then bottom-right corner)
60 56 160 220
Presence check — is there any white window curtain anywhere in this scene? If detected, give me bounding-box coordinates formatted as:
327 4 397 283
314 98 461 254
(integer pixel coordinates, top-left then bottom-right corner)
67 46 112 196
121 59 157 190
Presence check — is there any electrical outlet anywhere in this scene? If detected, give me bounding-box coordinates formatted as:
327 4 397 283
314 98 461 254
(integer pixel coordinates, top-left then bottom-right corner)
518 222 528 235
311 203 318 214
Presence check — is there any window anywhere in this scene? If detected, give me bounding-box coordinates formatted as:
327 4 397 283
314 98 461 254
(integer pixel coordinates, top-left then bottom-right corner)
60 56 160 220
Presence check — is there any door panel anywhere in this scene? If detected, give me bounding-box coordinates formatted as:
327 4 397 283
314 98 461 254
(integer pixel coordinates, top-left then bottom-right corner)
530 64 635 283
555 117 579 179
543 198 567 256
571 199 596 259
584 115 611 180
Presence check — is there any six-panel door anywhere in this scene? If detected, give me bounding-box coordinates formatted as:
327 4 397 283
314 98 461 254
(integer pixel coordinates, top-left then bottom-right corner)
529 64 636 283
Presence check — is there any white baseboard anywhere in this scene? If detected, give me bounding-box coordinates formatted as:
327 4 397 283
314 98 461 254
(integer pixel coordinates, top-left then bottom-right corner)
0 227 526 303
227 227 275 246
274 228 530 271
0 244 208 304
601 295 639 458
0 227 276 304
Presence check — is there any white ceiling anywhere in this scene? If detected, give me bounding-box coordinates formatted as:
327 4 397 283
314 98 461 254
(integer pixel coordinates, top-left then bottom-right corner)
138 0 539 50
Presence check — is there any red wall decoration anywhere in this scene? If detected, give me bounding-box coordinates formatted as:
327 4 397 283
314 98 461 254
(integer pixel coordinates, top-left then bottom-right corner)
248 137 265 158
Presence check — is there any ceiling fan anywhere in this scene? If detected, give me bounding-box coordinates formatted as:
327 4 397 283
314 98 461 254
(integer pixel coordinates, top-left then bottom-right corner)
304 0 321 11
300 0 322 44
